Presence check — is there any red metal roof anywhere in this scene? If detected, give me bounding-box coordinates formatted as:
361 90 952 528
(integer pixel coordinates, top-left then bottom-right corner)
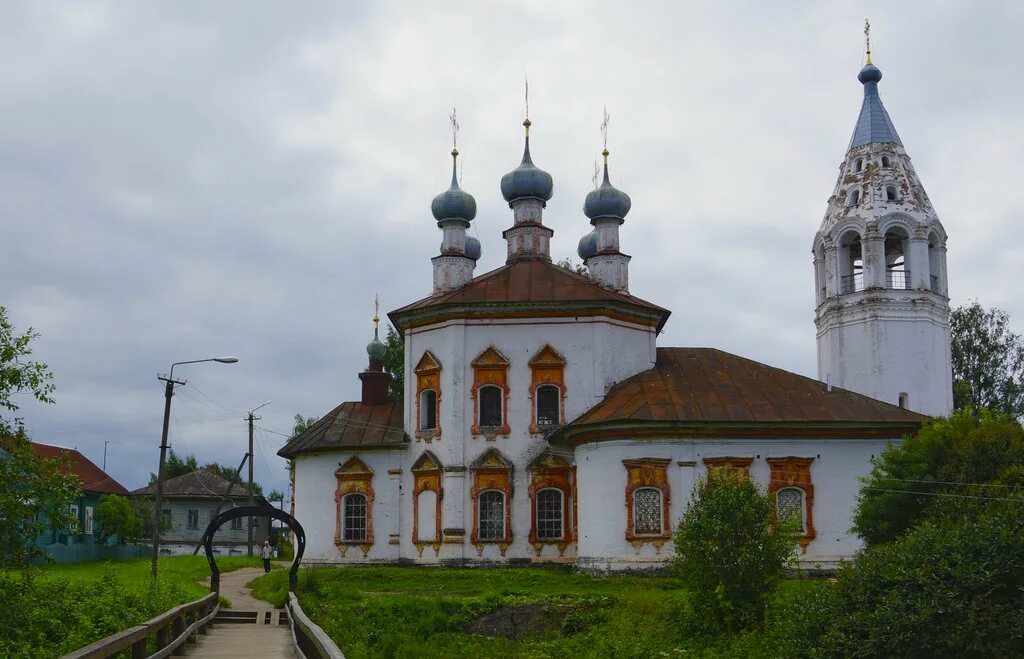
389 259 670 332
30 442 129 495
550 348 927 444
277 400 408 458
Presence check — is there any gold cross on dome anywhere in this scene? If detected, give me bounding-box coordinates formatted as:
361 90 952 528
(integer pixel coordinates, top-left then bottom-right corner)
450 107 459 151
600 107 610 150
864 18 872 65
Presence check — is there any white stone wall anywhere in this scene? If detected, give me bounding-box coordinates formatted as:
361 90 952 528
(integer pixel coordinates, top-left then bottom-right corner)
573 437 898 571
292 450 405 563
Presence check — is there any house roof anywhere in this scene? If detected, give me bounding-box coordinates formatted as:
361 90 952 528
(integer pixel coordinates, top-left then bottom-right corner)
549 347 927 445
389 259 670 333
277 400 408 459
131 468 270 503
29 442 129 495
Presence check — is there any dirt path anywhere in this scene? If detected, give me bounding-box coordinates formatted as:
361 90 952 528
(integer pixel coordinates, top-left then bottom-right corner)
201 566 275 609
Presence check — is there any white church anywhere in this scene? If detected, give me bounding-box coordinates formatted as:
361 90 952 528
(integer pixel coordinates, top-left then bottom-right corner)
279 52 951 570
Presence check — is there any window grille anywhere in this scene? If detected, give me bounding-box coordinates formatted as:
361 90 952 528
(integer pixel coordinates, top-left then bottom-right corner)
478 490 505 541
342 494 367 542
776 488 805 532
420 390 437 430
536 489 563 540
479 386 502 428
633 488 663 535
536 385 560 426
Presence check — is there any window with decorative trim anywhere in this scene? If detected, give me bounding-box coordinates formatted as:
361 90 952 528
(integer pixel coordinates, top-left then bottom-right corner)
632 487 663 535
776 487 805 533
334 456 375 554
527 450 572 552
470 448 513 553
69 504 80 534
414 351 442 441
623 458 672 548
703 456 754 479
528 345 567 433
342 494 368 542
471 347 510 436
478 490 505 541
84 506 94 535
767 457 816 547
187 509 199 530
411 451 443 553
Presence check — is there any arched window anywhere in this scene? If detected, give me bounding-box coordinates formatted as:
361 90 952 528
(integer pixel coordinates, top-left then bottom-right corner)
632 487 663 536
535 488 564 540
928 233 942 294
776 488 805 533
478 490 505 541
838 230 864 294
419 389 437 431
847 188 861 207
342 493 367 542
884 227 910 289
881 155 892 168
478 385 502 428
885 185 900 202
536 385 561 426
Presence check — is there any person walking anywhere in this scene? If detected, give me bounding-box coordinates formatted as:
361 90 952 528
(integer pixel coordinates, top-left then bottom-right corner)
261 540 273 573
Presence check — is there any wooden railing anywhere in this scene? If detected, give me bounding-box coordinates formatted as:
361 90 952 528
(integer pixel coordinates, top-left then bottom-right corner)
287 592 345 659
62 591 219 659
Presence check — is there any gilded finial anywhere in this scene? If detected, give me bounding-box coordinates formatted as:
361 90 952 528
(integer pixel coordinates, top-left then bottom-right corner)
600 107 610 152
864 18 872 65
373 294 380 336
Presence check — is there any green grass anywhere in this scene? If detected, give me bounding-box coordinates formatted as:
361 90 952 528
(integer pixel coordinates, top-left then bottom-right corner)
248 566 823 658
0 554 262 659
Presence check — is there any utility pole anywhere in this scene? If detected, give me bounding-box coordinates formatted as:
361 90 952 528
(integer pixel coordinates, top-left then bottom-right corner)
103 440 111 472
246 401 270 557
247 410 256 556
153 374 184 580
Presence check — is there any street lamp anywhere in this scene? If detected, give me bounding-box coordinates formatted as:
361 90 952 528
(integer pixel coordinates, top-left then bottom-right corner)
151 356 238 580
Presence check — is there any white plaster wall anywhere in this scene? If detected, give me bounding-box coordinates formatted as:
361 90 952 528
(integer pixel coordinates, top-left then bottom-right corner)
573 437 898 571
400 315 657 562
292 450 405 563
817 293 953 416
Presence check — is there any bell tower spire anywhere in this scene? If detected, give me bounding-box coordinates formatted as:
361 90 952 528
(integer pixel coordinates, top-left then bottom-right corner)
813 30 952 416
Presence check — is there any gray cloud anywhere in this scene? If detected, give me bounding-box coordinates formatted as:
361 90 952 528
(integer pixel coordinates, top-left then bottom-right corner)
3 1 1022 499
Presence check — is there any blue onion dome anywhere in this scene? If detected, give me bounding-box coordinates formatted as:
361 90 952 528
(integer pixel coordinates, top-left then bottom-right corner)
577 230 598 260
367 332 386 361
431 149 477 224
858 63 882 84
464 235 482 261
500 119 554 205
584 150 631 222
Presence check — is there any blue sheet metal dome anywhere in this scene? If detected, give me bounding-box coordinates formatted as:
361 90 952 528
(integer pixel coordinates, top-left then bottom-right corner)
584 152 631 222
857 63 882 84
431 150 477 223
577 230 598 260
464 235 482 261
366 333 386 361
500 119 554 204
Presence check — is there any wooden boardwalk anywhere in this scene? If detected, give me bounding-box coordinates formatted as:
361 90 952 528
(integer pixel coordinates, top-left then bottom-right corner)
187 567 295 658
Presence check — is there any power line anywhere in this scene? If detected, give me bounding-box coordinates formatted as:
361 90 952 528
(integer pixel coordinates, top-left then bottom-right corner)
863 487 1024 503
876 477 1023 490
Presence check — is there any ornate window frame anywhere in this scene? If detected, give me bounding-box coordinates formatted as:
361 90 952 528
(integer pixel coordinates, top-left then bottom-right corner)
334 456 374 556
411 451 443 556
414 351 442 441
470 347 511 437
528 345 567 434
470 448 513 554
623 457 672 550
527 450 572 554
703 456 754 479
767 457 816 547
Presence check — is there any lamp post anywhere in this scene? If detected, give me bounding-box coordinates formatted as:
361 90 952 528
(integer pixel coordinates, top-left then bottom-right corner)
151 357 238 581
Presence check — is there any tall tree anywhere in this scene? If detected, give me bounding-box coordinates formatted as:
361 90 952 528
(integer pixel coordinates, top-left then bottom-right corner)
0 306 79 566
383 324 404 401
148 449 197 483
951 301 1024 417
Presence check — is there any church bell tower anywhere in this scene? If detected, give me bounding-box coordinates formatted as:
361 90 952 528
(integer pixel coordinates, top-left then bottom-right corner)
813 27 953 417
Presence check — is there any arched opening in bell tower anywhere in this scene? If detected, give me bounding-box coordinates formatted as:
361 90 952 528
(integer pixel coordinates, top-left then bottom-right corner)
838 230 864 294
884 227 910 289
928 232 943 294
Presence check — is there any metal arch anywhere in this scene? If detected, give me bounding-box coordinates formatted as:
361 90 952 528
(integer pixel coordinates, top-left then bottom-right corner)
201 506 306 593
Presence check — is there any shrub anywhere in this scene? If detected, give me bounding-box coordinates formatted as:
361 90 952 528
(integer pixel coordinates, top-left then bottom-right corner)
672 469 797 634
853 409 1024 545
778 500 1024 657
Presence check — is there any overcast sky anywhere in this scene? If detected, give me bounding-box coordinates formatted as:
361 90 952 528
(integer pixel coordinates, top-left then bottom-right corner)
2 2 1022 499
